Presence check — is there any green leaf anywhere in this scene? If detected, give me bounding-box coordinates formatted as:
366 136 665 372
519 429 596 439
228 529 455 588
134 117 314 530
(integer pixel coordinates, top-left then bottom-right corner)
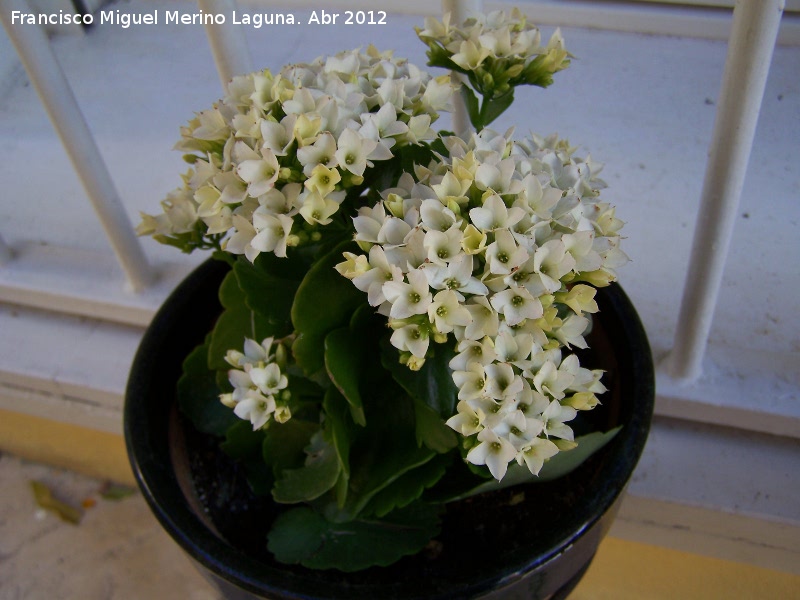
31 481 82 524
381 338 458 422
322 387 356 480
178 338 238 436
481 89 515 128
536 426 622 482
220 420 264 459
267 502 441 571
413 400 458 453
324 327 366 426
233 253 301 335
332 385 437 521
208 270 272 371
262 419 319 476
291 241 365 376
442 427 622 502
272 432 342 504
98 484 136 501
363 453 451 518
460 85 482 130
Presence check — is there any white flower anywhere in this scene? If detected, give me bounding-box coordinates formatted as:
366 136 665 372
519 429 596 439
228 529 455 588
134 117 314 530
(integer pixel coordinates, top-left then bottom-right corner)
531 360 573 401
383 269 432 319
235 142 280 198
483 362 524 401
494 330 536 369
451 39 491 71
224 214 258 261
452 362 487 401
533 239 576 292
335 128 378 177
389 322 430 358
299 190 340 226
353 203 388 246
251 212 294 258
428 290 471 334
461 296 500 340
541 399 577 440
517 437 559 476
466 427 518 481
553 314 590 349
489 287 543 326
378 216 414 247
296 132 338 176
420 198 459 233
424 225 464 265
352 245 404 307
562 231 602 273
431 171 471 208
449 338 497 372
474 160 522 196
358 102 406 149
233 390 276 431
469 194 525 232
225 337 275 368
249 362 289 396
445 400 485 436
422 254 488 296
484 229 529 275
260 115 296 156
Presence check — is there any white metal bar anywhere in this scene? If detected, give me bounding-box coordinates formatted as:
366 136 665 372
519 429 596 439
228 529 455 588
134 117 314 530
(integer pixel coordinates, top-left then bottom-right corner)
663 0 784 382
442 0 483 137
0 0 153 292
197 0 252 87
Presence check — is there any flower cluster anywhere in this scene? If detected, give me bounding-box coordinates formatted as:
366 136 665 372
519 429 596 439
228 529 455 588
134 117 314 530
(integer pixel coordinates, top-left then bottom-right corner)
336 128 626 479
219 337 291 430
139 9 629 485
417 8 570 106
137 46 455 258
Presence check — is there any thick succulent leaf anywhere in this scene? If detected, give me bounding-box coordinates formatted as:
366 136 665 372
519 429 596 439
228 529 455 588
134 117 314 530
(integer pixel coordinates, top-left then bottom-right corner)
363 453 452 518
414 401 457 453
220 420 264 459
381 338 458 451
291 241 365 376
178 337 238 436
272 433 342 504
208 270 273 371
324 327 366 426
233 253 301 335
380 339 458 421
262 419 320 476
330 385 436 521
267 502 441 571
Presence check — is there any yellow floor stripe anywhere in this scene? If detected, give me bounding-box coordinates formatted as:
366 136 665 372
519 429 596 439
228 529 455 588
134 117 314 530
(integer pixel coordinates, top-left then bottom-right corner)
573 536 800 599
0 409 135 486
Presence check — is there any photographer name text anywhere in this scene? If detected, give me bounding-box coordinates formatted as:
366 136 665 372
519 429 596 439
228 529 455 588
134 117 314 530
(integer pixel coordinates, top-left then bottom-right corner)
10 9 388 29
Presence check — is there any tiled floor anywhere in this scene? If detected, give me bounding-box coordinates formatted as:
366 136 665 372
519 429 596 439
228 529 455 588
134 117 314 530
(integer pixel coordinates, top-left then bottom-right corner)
0 453 214 599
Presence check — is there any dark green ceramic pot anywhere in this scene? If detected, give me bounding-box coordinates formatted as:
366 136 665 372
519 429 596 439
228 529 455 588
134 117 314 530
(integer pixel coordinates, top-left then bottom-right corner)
125 258 654 599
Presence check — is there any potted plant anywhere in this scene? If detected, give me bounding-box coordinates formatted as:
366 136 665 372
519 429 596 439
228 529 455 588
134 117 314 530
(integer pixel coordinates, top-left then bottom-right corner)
126 8 654 599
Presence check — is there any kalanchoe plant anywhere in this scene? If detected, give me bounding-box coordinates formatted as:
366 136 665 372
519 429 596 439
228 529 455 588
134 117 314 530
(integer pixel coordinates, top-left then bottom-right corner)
138 8 627 572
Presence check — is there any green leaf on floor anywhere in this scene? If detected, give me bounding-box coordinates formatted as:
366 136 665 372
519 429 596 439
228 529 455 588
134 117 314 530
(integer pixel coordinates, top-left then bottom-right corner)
98 483 137 501
30 481 82 525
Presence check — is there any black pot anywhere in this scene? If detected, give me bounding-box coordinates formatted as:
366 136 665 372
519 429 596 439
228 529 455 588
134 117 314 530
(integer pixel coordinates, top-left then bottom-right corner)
125 258 654 600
